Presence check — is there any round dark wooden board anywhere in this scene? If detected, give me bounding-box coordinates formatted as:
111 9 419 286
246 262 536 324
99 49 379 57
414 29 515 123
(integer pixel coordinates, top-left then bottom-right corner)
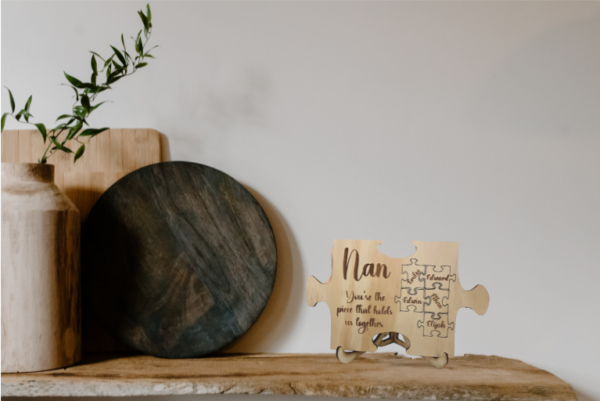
82 162 277 358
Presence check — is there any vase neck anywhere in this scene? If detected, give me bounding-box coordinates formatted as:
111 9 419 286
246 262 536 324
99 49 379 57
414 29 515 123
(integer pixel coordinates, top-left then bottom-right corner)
1 163 54 183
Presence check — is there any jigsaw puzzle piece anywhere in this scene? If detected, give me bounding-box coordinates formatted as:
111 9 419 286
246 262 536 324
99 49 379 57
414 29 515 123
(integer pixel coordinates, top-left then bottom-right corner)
307 247 335 307
457 284 490 315
401 258 427 290
418 312 455 338
424 287 449 318
424 265 456 290
307 275 328 307
394 287 425 312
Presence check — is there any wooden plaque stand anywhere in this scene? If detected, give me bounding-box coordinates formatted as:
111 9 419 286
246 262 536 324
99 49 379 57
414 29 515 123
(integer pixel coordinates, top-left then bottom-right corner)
307 240 490 369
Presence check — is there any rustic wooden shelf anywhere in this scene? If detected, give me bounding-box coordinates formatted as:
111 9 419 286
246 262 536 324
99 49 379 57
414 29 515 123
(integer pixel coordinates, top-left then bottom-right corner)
2 353 576 400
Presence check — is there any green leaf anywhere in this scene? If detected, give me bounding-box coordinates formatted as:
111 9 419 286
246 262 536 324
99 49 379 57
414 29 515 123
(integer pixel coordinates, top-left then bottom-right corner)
111 45 127 66
14 110 22 121
90 51 105 62
81 95 91 112
64 72 83 88
136 62 148 68
107 75 123 85
147 4 152 23
78 83 96 90
136 37 144 55
67 122 82 140
74 144 85 163
91 54 98 75
138 10 149 31
56 114 72 121
121 34 126 51
24 95 32 112
103 54 115 69
106 70 123 84
51 136 73 153
112 59 124 71
5 87 15 113
52 124 71 136
107 69 121 79
142 45 158 59
79 127 109 137
68 85 79 101
34 123 47 143
73 106 87 120
91 71 97 86
91 101 109 111
1 113 8 132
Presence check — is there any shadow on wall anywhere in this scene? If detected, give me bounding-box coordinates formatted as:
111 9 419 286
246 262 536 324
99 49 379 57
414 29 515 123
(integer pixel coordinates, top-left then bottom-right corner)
223 185 304 353
471 11 600 137
159 132 171 162
82 130 170 353
78 130 171 353
163 66 271 164
576 389 599 401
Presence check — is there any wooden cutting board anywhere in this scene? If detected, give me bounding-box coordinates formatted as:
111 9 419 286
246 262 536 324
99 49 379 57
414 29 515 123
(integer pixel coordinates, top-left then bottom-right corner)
81 162 277 358
1 128 162 352
1 129 161 221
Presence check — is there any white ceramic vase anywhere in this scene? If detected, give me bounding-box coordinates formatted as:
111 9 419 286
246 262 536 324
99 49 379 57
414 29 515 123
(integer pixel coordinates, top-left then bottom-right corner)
1 163 81 372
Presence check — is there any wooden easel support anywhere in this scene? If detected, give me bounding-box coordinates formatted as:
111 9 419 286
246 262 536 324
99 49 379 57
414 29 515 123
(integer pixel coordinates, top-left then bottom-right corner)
336 332 448 369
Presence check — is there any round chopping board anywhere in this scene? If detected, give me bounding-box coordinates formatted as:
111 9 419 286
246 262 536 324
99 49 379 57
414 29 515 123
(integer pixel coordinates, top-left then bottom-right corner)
81 162 277 358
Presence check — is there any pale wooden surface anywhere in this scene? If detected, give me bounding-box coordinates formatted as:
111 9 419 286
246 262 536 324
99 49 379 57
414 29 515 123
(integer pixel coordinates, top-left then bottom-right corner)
307 241 489 358
1 129 162 222
0 353 576 400
1 129 162 354
1 163 81 373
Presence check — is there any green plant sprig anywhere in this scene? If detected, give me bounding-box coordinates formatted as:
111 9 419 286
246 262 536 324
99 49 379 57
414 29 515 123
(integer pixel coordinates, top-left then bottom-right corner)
1 4 156 164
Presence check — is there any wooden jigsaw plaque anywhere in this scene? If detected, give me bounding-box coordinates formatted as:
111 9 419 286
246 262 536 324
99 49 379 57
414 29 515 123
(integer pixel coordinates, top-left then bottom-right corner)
307 240 489 367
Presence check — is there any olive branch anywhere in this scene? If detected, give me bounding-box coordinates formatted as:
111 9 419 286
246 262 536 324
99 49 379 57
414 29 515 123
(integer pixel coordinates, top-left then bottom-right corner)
1 4 156 164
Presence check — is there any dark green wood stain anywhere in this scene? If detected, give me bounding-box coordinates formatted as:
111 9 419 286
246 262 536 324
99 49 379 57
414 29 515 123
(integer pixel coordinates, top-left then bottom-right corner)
82 162 277 358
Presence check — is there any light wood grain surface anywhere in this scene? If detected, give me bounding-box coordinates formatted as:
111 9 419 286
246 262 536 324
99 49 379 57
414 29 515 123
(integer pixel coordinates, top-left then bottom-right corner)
1 163 81 373
1 129 162 353
1 129 161 221
0 353 576 400
307 240 489 358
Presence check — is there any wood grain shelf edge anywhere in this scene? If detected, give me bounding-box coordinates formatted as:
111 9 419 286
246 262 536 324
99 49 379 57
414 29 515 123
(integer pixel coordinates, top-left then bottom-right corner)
1 353 576 400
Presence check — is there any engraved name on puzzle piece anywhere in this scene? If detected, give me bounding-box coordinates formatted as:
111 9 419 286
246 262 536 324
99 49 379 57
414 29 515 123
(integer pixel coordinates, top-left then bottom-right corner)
424 287 449 319
424 265 456 290
418 312 455 338
395 288 425 313
306 240 490 360
401 258 427 290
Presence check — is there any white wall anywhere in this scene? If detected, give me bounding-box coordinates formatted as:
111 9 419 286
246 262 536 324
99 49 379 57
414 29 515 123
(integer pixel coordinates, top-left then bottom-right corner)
2 1 600 400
